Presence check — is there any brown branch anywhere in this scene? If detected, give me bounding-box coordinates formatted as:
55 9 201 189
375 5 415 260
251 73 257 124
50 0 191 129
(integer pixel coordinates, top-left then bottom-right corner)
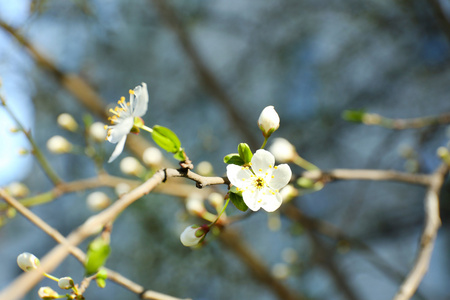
0 169 226 299
149 0 259 149
301 169 431 186
361 112 450 130
393 162 449 300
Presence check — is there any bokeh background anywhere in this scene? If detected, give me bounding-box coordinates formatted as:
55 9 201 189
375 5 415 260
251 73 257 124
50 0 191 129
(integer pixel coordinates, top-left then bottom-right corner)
1 0 450 299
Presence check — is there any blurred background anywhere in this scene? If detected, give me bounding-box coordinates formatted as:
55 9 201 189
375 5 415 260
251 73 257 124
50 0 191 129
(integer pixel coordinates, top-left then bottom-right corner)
0 0 450 299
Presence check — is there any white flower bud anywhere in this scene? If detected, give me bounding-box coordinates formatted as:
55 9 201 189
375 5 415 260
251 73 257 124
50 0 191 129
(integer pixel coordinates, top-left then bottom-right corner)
258 106 280 138
17 252 40 272
86 191 111 211
271 263 289 280
269 138 297 163
58 277 74 290
115 182 131 196
281 247 298 264
180 225 206 247
279 185 298 203
46 136 72 154
207 192 224 208
196 161 213 176
38 286 59 299
186 193 205 215
89 122 107 142
7 182 29 198
57 113 78 132
120 156 144 176
142 147 163 167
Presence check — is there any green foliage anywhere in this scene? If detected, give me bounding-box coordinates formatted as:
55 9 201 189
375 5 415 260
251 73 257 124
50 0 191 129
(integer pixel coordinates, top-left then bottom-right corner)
95 268 108 288
223 153 245 166
238 143 252 164
151 125 181 153
229 192 248 212
85 237 111 276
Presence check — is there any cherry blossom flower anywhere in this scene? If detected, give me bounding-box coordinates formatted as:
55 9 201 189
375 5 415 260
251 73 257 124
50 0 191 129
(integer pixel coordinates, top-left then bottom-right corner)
105 83 149 163
226 149 292 212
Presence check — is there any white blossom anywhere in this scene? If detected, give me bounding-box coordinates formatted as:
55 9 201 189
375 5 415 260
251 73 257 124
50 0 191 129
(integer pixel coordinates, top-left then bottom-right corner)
46 136 72 154
180 225 206 247
227 149 292 212
142 147 163 166
58 277 74 290
57 113 78 132
269 138 297 163
17 252 40 272
258 106 280 138
105 83 149 163
186 193 205 215
86 191 111 211
38 287 59 299
89 122 107 142
120 156 144 176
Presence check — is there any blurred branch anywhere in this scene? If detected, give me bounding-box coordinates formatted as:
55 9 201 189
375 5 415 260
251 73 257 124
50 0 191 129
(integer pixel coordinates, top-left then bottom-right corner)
361 112 450 129
0 189 190 300
393 162 449 300
301 169 431 186
0 168 227 299
426 0 450 43
149 0 259 149
220 228 306 300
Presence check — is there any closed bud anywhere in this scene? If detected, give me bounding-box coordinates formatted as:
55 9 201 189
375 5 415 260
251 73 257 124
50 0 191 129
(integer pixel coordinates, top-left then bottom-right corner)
46 136 72 154
57 113 78 132
180 225 207 247
120 156 144 176
86 191 111 211
258 106 280 138
207 192 224 208
196 161 213 176
142 147 163 167
38 286 59 299
279 185 298 203
7 182 29 198
58 277 74 290
186 193 205 215
89 122 107 142
17 252 40 272
269 138 297 163
115 182 131 196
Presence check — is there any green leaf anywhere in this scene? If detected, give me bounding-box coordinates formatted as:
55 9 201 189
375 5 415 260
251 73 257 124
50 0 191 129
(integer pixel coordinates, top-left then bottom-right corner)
85 237 111 276
342 109 366 123
223 153 245 166
229 192 248 212
173 148 186 161
151 125 181 153
96 278 106 288
238 143 253 164
83 114 94 128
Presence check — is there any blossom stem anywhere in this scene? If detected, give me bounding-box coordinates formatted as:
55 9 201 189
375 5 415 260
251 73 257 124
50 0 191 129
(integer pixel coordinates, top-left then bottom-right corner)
210 197 230 227
140 125 153 133
293 154 319 170
43 272 60 282
260 137 269 149
1 96 63 185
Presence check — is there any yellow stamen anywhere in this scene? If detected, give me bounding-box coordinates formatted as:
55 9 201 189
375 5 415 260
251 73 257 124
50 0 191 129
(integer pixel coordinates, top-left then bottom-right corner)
129 89 135 95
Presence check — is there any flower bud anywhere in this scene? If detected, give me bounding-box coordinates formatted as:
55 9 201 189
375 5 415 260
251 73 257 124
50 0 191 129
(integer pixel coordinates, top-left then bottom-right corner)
89 122 107 142
38 286 59 299
86 191 111 211
271 263 289 280
57 113 78 132
115 182 131 196
196 161 213 176
207 192 224 209
120 156 144 176
186 193 205 215
7 182 29 198
142 147 163 167
279 185 298 203
58 277 74 290
17 252 40 272
46 136 72 154
258 106 280 138
180 225 207 247
269 138 297 163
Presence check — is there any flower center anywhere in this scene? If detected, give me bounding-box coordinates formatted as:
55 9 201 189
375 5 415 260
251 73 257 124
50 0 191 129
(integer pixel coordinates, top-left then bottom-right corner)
254 177 266 189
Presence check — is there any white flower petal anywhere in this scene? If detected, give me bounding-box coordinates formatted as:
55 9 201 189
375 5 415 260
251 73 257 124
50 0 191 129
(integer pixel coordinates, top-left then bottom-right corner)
226 164 252 189
261 192 282 212
242 190 262 211
132 82 149 117
268 164 292 190
107 117 134 143
108 136 127 163
251 149 275 176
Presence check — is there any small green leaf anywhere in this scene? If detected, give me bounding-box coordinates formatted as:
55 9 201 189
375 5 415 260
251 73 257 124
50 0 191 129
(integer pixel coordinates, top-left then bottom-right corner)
173 148 186 161
85 237 111 276
238 143 253 164
342 110 366 123
223 153 245 166
83 114 94 128
229 192 248 212
151 125 181 153
96 278 106 288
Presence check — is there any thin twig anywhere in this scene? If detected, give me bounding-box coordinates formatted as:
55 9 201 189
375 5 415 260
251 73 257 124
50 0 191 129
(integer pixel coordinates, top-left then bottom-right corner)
393 162 449 300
